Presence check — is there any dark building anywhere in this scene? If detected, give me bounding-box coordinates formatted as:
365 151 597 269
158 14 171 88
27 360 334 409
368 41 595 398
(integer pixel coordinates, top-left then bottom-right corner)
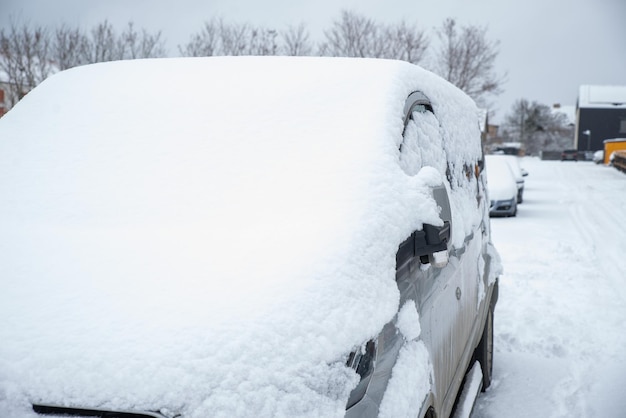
575 85 626 152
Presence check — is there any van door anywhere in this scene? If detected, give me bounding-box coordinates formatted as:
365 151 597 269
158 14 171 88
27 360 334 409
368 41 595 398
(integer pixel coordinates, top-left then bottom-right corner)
399 94 470 413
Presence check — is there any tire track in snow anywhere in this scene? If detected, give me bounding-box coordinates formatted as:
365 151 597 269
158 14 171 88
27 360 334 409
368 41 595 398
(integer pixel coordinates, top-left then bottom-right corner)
550 162 626 417
568 178 626 303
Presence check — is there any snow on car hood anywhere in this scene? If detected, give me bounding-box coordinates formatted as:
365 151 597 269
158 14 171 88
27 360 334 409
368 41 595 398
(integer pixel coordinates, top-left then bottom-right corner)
0 57 482 417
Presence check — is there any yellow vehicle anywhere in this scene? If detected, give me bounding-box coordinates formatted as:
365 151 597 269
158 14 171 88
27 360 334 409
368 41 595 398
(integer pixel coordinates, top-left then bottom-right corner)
603 138 626 164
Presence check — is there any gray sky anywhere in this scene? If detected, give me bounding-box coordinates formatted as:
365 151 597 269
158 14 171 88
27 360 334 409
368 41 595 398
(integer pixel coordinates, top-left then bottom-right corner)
3 0 625 123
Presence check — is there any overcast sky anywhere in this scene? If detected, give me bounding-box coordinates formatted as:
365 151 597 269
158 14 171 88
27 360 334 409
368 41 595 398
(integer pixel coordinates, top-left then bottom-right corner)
2 0 625 123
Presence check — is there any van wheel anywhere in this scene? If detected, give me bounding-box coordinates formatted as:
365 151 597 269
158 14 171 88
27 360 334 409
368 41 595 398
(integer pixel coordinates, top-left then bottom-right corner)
476 305 494 391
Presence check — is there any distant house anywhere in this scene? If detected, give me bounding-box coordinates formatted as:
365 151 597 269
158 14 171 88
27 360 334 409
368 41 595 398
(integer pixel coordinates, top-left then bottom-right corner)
0 86 6 118
0 71 8 118
0 78 33 118
575 85 626 152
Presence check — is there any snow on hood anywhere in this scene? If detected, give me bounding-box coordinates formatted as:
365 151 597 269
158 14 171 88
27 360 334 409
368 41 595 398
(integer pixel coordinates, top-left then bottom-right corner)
0 57 482 417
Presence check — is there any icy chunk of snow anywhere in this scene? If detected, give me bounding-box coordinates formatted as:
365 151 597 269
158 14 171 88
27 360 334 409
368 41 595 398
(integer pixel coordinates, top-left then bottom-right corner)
396 300 421 341
378 341 432 418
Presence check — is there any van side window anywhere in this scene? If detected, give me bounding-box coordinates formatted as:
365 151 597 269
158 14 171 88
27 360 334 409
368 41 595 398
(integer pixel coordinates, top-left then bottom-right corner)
399 106 446 177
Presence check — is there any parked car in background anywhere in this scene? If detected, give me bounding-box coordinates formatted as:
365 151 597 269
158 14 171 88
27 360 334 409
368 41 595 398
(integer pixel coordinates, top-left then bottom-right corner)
489 154 527 203
0 57 501 418
485 155 519 217
593 150 604 164
561 149 579 161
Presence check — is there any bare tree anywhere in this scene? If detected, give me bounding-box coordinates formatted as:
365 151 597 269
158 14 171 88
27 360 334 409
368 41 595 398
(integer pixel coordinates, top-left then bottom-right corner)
281 23 313 56
0 18 167 114
119 22 166 59
319 11 429 64
432 18 505 105
214 21 248 55
79 20 166 63
82 20 121 63
180 19 279 57
0 17 52 107
178 19 220 57
53 24 88 70
246 28 278 55
380 21 428 64
503 99 574 155
180 13 427 61
320 10 384 57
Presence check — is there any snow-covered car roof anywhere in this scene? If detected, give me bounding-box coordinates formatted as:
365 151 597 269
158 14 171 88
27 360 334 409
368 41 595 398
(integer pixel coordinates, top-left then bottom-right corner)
0 56 482 417
485 155 518 200
494 154 524 181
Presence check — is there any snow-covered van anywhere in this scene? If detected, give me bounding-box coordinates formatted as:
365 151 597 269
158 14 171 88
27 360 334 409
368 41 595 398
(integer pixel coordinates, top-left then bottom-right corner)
0 57 501 418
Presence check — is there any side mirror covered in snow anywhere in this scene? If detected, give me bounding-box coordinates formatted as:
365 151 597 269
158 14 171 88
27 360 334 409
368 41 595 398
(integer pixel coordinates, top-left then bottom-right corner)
396 183 452 269
415 222 451 267
396 222 451 270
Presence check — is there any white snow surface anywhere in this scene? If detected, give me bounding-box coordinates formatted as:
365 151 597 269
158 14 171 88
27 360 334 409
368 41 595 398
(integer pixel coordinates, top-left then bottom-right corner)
473 158 626 417
0 57 485 417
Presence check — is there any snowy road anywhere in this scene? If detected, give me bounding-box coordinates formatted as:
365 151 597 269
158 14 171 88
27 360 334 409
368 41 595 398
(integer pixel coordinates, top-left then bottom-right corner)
472 158 626 417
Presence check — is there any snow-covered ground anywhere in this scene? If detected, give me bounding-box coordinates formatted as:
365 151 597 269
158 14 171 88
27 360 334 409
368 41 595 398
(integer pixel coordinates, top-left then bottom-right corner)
473 158 626 417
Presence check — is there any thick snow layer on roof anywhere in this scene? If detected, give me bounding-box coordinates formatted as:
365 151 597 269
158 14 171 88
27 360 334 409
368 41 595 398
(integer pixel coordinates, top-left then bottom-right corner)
0 56 484 417
578 84 626 108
